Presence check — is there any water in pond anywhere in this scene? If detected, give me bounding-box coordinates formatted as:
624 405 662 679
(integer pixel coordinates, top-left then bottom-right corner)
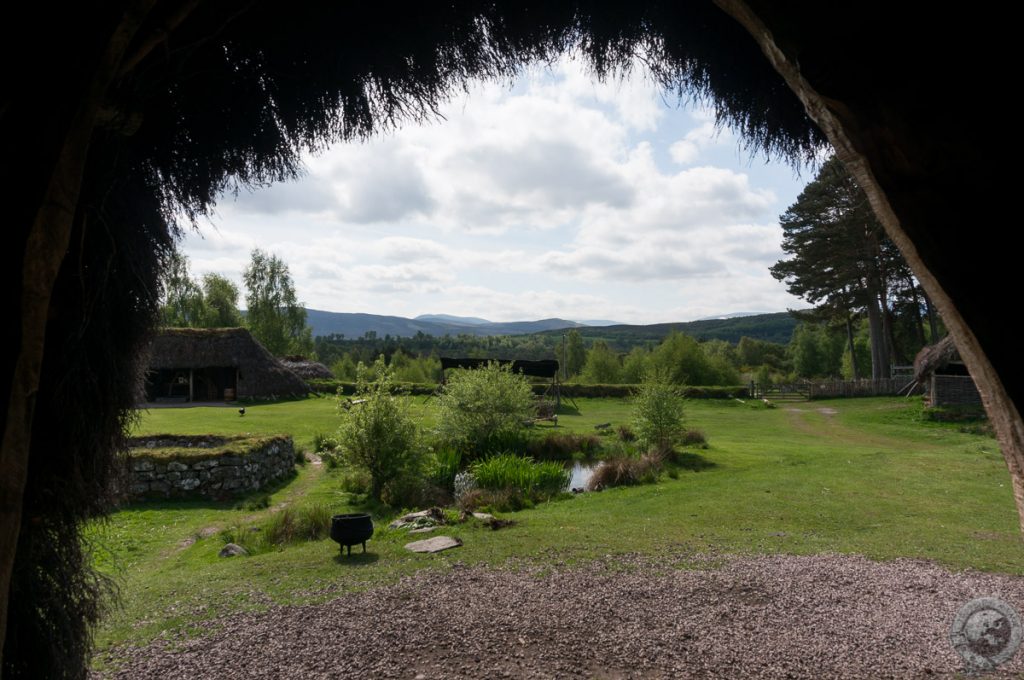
566 461 600 491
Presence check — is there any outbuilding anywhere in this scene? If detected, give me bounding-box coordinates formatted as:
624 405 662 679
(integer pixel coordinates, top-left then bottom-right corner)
144 328 309 402
913 336 982 409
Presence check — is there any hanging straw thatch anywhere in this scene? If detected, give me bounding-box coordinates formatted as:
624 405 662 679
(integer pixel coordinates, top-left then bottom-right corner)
280 356 334 380
913 336 960 382
146 328 309 399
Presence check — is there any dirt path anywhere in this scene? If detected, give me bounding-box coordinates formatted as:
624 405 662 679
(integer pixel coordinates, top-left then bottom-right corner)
167 457 325 556
782 406 907 451
95 552 1024 679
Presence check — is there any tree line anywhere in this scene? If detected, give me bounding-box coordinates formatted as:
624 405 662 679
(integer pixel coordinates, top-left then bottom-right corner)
770 156 943 379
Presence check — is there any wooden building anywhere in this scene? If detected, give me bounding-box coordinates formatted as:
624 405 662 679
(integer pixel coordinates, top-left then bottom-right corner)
913 336 983 409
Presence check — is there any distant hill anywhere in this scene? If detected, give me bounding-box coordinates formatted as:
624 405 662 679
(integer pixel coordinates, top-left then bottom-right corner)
536 312 798 346
575 320 625 326
306 309 584 338
415 313 491 326
306 309 797 345
695 311 771 321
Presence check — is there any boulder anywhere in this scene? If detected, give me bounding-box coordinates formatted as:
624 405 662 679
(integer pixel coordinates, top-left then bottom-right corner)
219 543 248 558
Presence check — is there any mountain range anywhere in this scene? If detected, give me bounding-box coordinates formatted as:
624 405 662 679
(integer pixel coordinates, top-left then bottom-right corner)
306 309 586 338
305 309 797 344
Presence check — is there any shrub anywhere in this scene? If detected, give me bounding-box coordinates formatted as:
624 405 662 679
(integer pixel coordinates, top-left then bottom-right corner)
437 361 535 458
586 454 661 490
235 493 270 511
312 432 340 453
472 454 569 498
616 424 636 442
527 432 602 460
220 504 332 553
453 470 478 504
680 428 708 448
336 356 421 500
456 487 485 512
428 447 463 492
321 448 343 468
337 467 372 494
380 474 428 509
477 488 533 513
632 369 685 453
263 505 332 544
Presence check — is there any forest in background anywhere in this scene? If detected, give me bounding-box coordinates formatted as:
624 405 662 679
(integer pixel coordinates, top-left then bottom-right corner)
162 157 944 388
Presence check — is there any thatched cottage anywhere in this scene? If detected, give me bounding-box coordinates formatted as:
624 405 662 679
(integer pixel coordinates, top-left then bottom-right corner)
913 336 982 408
144 328 309 402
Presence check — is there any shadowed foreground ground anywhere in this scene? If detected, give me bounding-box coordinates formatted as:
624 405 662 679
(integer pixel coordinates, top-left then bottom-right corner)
96 552 1024 679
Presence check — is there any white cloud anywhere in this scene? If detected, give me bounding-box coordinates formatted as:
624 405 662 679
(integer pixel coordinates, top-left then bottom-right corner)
181 56 806 324
669 121 730 166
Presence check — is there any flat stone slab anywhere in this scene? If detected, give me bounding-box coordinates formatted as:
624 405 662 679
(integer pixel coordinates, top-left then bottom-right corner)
389 507 445 529
404 536 462 553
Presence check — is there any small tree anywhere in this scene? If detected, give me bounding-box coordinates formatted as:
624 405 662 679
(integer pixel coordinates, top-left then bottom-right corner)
336 357 419 501
437 361 535 457
631 369 685 454
243 248 313 356
200 273 244 327
159 251 207 327
581 340 622 384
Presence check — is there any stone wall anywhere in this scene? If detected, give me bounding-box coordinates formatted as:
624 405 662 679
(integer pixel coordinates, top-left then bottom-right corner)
125 434 295 500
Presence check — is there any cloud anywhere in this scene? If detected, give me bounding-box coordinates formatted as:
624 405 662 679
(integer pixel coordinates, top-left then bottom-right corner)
669 121 730 166
180 56 805 323
228 176 338 216
459 140 634 211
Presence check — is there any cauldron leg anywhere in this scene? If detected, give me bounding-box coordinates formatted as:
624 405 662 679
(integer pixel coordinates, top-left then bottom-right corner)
346 544 351 557
362 541 366 553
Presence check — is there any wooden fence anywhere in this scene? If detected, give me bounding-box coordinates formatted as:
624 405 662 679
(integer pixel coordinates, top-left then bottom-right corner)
752 378 921 400
805 378 919 399
751 382 809 401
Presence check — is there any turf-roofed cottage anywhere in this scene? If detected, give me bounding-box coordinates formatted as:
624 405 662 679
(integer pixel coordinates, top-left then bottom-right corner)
144 328 309 402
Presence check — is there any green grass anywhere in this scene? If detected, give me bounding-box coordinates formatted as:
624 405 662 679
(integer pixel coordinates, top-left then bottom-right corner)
92 395 1024 659
128 434 290 461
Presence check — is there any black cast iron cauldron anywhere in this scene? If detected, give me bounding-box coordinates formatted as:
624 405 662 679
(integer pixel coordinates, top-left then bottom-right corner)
331 513 373 556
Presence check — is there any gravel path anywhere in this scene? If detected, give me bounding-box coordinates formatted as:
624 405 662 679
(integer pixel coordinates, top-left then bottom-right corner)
97 552 1024 679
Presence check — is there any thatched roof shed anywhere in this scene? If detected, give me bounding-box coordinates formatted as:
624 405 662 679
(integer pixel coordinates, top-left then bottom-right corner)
913 336 981 408
280 357 334 380
913 336 963 382
144 328 309 401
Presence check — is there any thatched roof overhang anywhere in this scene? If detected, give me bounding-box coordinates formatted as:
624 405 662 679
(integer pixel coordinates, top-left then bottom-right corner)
913 336 960 382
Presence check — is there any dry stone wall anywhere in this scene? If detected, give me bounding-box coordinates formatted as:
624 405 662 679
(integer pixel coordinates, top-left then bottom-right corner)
126 434 295 500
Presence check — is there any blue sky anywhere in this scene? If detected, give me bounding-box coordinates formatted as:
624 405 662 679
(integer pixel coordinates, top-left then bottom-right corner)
181 57 815 324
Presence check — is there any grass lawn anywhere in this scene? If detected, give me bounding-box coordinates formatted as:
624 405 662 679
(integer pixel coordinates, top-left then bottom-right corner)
92 395 1024 656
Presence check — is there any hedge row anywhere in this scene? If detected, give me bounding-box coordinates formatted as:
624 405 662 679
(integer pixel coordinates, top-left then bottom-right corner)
556 384 749 399
307 379 437 396
307 379 748 400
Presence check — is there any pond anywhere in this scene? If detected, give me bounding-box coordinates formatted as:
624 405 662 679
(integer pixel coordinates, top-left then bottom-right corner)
566 461 600 491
